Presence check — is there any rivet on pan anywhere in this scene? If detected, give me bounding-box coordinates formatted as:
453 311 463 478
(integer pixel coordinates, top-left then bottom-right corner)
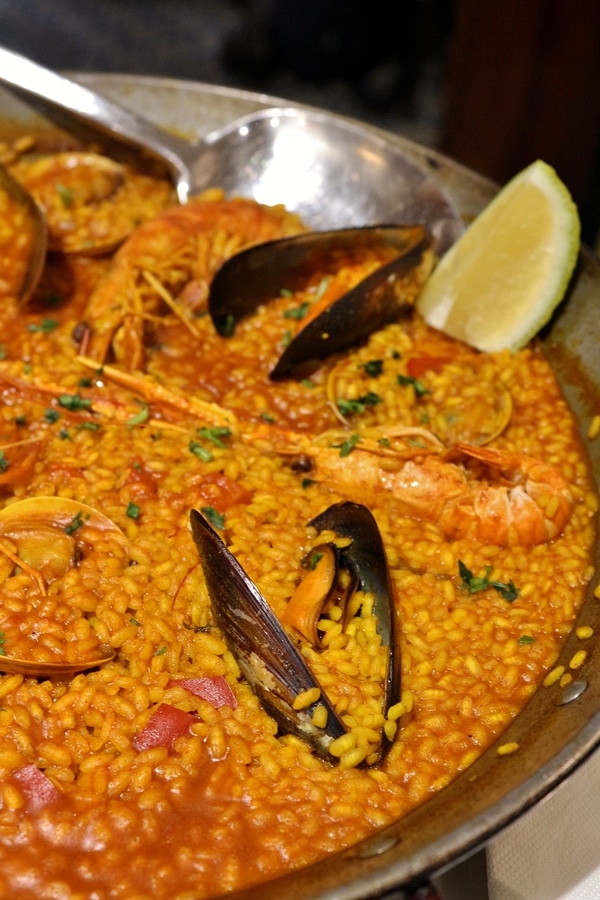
356 834 399 859
556 680 588 705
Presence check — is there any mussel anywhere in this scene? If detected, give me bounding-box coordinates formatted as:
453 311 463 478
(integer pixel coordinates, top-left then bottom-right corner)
189 500 400 764
208 225 435 379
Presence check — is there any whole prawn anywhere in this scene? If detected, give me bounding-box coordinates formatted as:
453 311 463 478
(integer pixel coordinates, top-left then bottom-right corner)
284 436 573 546
81 193 305 370
63 363 574 547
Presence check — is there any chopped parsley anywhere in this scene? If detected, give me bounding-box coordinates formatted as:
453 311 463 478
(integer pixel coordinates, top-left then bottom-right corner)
76 422 101 431
189 440 213 462
283 302 309 320
0 452 8 474
44 409 61 423
65 511 85 535
0 632 5 657
27 318 59 334
56 183 74 207
126 502 141 520
333 433 361 457
58 394 92 411
308 551 323 570
58 428 71 440
259 411 276 423
518 635 536 645
301 379 315 389
154 645 167 657
78 377 93 388
458 560 520 602
0 345 6 360
221 314 235 337
301 477 316 489
125 404 149 426
360 359 384 378
196 426 231 448
201 506 225 529
314 277 329 301
397 373 429 397
130 617 142 627
337 392 382 415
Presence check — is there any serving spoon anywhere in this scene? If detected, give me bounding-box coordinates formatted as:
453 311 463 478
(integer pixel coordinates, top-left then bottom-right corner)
0 45 461 248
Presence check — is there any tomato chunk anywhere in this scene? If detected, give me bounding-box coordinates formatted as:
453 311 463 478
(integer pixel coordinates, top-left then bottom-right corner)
133 703 196 751
12 764 62 813
406 356 451 378
169 675 237 709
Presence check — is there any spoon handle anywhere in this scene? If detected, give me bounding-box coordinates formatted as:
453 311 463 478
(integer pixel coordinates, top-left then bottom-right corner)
0 45 195 202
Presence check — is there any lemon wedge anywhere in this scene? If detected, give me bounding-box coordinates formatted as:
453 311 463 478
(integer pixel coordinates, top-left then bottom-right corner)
416 159 580 352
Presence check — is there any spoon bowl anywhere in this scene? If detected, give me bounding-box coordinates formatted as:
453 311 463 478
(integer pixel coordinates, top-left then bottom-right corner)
0 46 461 247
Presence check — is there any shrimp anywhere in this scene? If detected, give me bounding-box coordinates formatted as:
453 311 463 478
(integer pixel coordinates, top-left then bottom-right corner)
279 435 573 546
81 193 305 370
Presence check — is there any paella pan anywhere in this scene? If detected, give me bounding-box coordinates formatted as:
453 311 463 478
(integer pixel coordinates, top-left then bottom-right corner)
0 75 598 900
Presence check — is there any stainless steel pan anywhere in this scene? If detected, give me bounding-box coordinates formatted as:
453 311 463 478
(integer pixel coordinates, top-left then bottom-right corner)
1 75 598 899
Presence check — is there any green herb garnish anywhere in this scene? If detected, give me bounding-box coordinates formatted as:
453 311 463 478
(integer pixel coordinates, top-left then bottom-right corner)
27 318 59 334
518 635 536 644
125 404 149 426
361 359 384 377
126 502 141 520
56 184 74 207
196 426 231 448
65 511 85 535
283 302 309 320
334 433 361 457
221 314 235 337
458 560 520 602
0 452 8 474
308 551 323 570
44 409 60 423
314 277 329 301
337 392 382 415
397 374 429 397
201 506 225 529
0 632 5 656
189 440 213 462
58 394 92 411
154 646 167 657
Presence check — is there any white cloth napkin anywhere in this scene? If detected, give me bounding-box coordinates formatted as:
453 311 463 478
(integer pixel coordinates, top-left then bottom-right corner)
486 745 600 899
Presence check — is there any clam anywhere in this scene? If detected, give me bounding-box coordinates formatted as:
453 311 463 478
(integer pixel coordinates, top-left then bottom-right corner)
0 497 127 678
189 500 399 763
0 160 47 302
9 152 159 254
208 225 434 379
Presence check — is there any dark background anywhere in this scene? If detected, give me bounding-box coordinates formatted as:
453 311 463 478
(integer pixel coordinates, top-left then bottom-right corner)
1 0 599 245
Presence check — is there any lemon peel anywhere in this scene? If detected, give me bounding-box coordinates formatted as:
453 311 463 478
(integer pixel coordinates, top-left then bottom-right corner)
416 160 580 352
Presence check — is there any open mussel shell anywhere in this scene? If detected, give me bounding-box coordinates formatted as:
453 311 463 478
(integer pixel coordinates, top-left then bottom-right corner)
189 508 347 758
208 225 434 379
310 500 400 762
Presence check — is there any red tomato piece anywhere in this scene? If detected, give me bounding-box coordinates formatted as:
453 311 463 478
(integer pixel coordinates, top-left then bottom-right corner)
168 675 237 709
12 764 62 813
195 473 252 513
133 703 196 752
406 356 451 378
